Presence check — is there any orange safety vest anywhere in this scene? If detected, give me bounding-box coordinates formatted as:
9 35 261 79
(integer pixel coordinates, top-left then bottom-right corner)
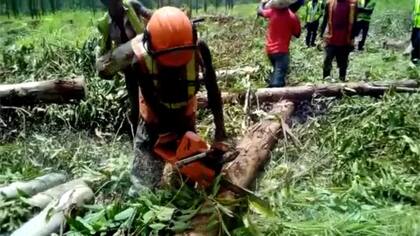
131 35 200 124
327 0 357 45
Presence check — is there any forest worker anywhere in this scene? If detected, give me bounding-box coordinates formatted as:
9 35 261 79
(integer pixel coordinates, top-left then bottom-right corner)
257 0 301 87
97 0 152 136
320 0 358 81
125 7 227 192
304 0 324 47
353 0 376 51
412 0 420 65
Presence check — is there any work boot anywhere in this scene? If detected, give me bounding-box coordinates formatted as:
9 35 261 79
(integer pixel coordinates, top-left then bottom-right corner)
130 151 164 194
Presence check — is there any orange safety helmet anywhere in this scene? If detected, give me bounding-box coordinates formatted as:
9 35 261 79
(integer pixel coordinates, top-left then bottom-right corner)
145 6 195 67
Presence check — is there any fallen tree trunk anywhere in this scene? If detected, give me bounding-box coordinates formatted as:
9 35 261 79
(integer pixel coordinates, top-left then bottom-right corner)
0 77 85 106
197 80 420 108
95 40 135 79
26 179 88 209
11 185 94 236
0 173 67 200
184 100 295 235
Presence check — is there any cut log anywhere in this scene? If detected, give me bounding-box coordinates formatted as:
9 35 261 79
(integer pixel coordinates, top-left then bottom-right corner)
197 80 420 108
11 185 94 236
183 100 295 236
96 39 136 79
0 77 85 106
95 37 259 81
222 101 295 188
0 173 67 200
26 179 88 209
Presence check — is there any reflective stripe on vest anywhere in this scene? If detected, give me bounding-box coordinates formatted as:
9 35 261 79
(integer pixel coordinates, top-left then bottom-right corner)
123 0 143 35
327 0 356 44
131 36 198 110
414 0 420 28
357 0 375 22
306 1 322 23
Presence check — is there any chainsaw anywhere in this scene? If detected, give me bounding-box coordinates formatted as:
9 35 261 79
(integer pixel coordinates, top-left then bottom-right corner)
153 131 270 209
153 131 225 187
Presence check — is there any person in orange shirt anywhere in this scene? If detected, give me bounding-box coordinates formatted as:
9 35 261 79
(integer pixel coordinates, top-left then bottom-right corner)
258 1 301 87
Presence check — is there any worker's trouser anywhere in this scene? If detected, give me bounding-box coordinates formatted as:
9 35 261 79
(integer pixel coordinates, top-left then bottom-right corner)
306 20 320 47
268 53 289 87
354 20 370 51
131 113 196 192
323 45 352 81
131 117 164 192
412 27 420 64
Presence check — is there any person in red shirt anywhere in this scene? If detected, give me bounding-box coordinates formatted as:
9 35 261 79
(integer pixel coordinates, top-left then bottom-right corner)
320 0 358 81
258 2 301 87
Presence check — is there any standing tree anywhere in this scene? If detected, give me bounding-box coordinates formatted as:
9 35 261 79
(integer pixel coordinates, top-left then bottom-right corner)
40 0 47 15
214 0 219 10
10 0 19 17
48 0 55 13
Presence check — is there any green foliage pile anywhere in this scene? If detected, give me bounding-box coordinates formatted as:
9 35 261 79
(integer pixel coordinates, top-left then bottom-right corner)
253 94 420 235
1 0 419 235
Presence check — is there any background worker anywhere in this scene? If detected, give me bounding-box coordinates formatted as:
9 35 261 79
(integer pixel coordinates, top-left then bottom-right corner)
354 0 376 51
258 1 301 87
412 0 420 64
304 0 324 47
320 0 358 81
124 7 227 191
97 0 152 136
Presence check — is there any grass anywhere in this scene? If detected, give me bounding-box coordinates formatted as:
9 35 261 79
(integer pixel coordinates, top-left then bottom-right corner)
1 0 420 234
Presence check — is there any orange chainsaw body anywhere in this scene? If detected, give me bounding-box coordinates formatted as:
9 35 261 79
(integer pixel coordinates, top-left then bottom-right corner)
153 131 216 187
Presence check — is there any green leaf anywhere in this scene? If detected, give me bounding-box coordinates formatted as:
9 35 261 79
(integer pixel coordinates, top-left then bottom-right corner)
150 222 166 231
114 207 135 221
142 210 155 224
171 221 190 233
248 196 274 218
156 206 175 222
402 135 420 155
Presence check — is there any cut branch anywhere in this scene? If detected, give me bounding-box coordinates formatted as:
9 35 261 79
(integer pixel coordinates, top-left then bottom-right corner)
0 173 67 200
0 77 86 106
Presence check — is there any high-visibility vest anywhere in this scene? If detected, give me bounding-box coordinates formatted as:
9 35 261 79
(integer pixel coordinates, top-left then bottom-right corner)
414 0 420 28
357 0 376 22
97 0 145 54
327 0 357 45
131 35 200 112
305 0 323 23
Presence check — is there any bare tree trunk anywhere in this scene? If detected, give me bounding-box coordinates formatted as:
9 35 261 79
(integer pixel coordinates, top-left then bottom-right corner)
0 77 86 106
0 173 67 200
26 179 89 209
11 185 94 236
183 100 295 236
197 80 420 108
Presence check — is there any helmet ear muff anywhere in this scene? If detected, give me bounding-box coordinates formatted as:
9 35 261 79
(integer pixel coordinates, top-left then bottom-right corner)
142 29 153 56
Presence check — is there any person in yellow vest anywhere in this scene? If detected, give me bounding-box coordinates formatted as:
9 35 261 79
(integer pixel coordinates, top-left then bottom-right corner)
412 0 420 64
304 0 324 47
353 0 376 51
109 7 226 192
97 0 152 136
320 0 358 81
